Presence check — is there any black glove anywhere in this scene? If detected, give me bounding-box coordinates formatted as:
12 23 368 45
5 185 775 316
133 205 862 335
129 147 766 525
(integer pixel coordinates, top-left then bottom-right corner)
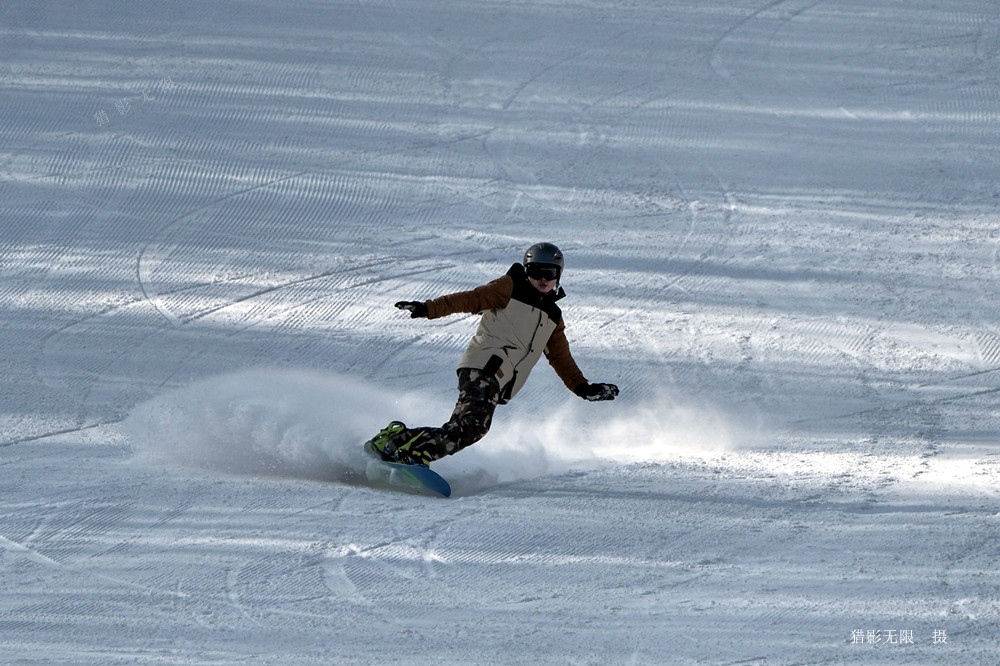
575 382 619 402
394 301 428 318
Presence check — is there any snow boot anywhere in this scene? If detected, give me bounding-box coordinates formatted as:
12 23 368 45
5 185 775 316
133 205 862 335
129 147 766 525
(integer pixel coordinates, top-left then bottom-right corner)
365 421 433 466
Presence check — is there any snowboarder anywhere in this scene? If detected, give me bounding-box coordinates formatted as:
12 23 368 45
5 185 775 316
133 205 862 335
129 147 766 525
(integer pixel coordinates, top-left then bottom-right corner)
365 242 619 466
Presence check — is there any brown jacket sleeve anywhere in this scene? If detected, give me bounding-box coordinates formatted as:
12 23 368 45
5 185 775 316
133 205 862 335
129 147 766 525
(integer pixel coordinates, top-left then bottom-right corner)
544 320 587 392
424 276 513 319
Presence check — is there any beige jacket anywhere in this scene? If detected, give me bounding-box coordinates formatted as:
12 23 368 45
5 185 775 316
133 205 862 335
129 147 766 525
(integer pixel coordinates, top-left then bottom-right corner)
425 263 587 404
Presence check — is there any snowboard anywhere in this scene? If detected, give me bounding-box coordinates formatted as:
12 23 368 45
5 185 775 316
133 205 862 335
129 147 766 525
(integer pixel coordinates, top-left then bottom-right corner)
363 448 452 498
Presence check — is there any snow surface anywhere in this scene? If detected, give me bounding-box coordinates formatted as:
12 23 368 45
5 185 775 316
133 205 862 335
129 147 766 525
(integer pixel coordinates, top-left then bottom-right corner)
2 0 1000 663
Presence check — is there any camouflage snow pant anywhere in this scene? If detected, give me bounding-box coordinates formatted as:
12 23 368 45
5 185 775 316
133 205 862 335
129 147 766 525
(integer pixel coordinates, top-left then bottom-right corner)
401 368 501 462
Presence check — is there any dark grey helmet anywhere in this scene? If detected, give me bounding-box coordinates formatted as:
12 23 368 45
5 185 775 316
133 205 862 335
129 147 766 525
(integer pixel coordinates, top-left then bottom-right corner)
523 242 564 271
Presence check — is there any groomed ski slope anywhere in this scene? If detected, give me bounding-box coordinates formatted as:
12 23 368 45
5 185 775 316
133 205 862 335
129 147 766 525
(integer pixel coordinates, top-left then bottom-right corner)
2 1 999 663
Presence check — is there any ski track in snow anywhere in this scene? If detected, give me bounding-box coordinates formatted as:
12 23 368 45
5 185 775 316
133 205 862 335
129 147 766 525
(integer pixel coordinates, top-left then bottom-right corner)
2 0 1000 663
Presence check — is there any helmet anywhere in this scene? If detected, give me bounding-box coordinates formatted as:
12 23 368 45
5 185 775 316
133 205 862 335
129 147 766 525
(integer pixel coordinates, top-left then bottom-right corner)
523 242 564 272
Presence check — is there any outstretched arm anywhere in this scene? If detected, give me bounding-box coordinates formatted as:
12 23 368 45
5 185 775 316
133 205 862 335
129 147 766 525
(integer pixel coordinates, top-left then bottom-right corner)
545 321 618 401
423 275 513 319
394 276 511 320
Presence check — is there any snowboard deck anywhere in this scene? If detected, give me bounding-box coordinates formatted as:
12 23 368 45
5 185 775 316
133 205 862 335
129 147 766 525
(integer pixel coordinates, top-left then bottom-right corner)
363 451 452 498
